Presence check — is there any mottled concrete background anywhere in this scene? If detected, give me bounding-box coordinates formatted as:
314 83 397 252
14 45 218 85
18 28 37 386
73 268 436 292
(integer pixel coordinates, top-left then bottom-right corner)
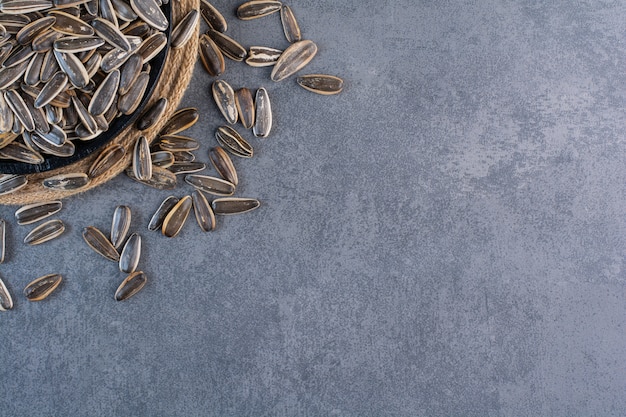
1 1 625 416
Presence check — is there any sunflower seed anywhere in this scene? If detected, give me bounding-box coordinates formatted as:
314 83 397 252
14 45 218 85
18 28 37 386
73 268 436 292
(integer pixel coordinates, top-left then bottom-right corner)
157 134 199 152
71 93 97 133
253 87 271 137
198 33 224 77
50 10 95 36
0 142 43 164
35 123 66 146
206 28 246 61
15 201 62 225
99 0 118 26
24 274 62 301
85 0 97 15
119 232 140 273
24 219 65 245
136 31 166 62
121 20 149 37
209 146 238 185
16 16 56 45
42 172 90 190
0 275 12 311
212 197 260 215
271 39 317 82
296 74 344 95
100 46 133 72
150 150 174 167
161 194 192 237
148 195 178 231
212 79 237 124
83 51 101 77
136 97 167 130
24 94 49 133
192 190 215 232
184 174 235 196
125 164 176 189
0 131 17 148
3 44 35 67
132 135 152 180
5 89 35 131
112 0 138 21
0 59 28 89
88 143 125 178
44 104 62 124
167 161 206 175
33 71 68 108
215 125 253 158
40 49 60 82
87 68 119 115
171 9 198 49
0 220 5 263
280 5 300 43
53 36 104 53
130 0 167 31
53 49 89 88
159 107 198 135
117 52 141 95
114 270 147 301
234 87 254 129
0 93 13 133
83 225 119 261
117 70 148 114
199 0 226 32
32 29 63 52
110 204 131 249
24 51 45 86
91 17 130 51
172 150 195 162
236 0 282 20
0 0 52 14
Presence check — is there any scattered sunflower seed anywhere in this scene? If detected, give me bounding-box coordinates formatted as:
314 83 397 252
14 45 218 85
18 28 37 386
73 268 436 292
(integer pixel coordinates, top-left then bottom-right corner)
82 225 120 261
114 270 147 301
271 39 317 82
24 219 65 245
24 274 62 302
0 275 12 311
15 200 62 225
296 74 344 95
211 197 260 215
119 232 140 273
237 0 282 20
161 194 192 237
148 195 179 231
110 205 131 249
192 189 215 232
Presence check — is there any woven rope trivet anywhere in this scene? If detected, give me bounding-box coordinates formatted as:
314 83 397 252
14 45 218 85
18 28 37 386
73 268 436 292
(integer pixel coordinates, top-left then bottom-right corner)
0 0 199 206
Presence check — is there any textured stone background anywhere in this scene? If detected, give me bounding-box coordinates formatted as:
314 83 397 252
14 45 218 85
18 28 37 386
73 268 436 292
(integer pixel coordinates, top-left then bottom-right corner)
1 1 625 416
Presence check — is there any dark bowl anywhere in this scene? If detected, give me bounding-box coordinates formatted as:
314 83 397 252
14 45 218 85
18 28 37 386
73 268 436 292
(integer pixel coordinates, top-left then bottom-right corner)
0 3 172 175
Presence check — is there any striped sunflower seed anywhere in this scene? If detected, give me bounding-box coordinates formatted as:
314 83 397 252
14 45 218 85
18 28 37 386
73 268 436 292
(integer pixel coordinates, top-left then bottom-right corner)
114 270 147 301
24 219 65 245
198 33 224 77
150 150 174 167
206 28 246 61
280 5 301 43
17 16 56 45
42 172 90 190
5 89 35 132
136 97 167 131
271 39 317 82
212 79 237 124
53 49 89 88
200 0 227 32
0 142 44 164
160 107 198 135
209 146 238 186
24 274 62 302
171 9 198 49
15 201 62 225
88 143 125 178
130 0 168 31
167 161 206 175
0 59 29 89
136 32 167 62
117 53 142 95
34 71 68 108
253 87 271 137
53 36 104 53
235 87 254 129
172 150 195 162
49 10 95 36
110 204 131 249
192 190 215 232
237 0 282 20
87 68 119 116
82 225 119 261
132 135 152 181
215 125 253 158
125 164 177 189
0 275 12 311
24 52 45 86
119 232 140 273
161 194 192 237
117 71 148 114
184 174 235 196
148 195 179 231
157 135 199 152
296 74 344 95
212 198 260 215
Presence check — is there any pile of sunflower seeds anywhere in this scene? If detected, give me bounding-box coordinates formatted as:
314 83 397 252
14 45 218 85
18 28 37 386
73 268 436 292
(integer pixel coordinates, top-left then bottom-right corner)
0 0 345 306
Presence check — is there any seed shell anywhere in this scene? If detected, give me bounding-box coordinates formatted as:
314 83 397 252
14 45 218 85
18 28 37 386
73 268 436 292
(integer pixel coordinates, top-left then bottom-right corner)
0 174 28 195
148 195 179 231
118 53 142 95
110 205 131 249
150 150 174 167
53 49 89 88
132 135 152 181
159 107 198 135
125 164 177 189
114 270 147 301
136 32 166 62
207 28 246 61
280 5 301 43
87 68 119 115
42 172 90 190
119 232 140 273
130 0 168 31
198 33 224 77
212 79 237 124
24 219 65 245
253 87 271 137
215 125 253 158
161 195 192 237
237 0 282 20
88 143 126 178
212 198 260 215
50 10 95 36
171 9 198 49
0 59 29 89
53 36 104 53
24 274 62 302
234 87 254 129
199 0 226 32
209 146 238 185
0 143 44 164
0 220 5 264
167 161 206 175
296 74 344 95
137 97 167 130
5 89 35 132
191 190 215 232
0 275 12 311
118 71 148 114
271 39 317 82
15 201 62 225
184 174 235 196
82 225 120 261
34 71 68 108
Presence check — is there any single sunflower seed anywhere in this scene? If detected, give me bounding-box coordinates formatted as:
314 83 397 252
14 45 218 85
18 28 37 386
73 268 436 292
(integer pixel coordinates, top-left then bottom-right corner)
114 270 147 301
296 74 344 95
24 219 65 245
215 125 253 158
271 39 317 82
212 79 237 124
184 174 235 196
211 198 260 215
24 274 62 302
148 195 178 231
192 189 215 232
236 0 282 20
110 204 131 249
119 232 140 273
15 200 62 225
208 146 238 185
82 225 119 261
161 194 192 237
253 87 271 137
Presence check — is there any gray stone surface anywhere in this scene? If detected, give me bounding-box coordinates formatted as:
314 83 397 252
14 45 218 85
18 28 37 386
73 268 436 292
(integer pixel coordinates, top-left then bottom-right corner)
1 1 625 416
